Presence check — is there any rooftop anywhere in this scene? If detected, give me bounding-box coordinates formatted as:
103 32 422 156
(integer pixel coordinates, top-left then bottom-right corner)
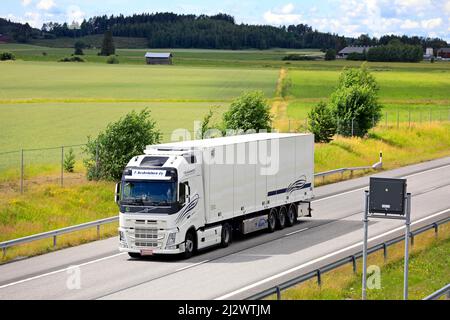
144 52 172 58
338 46 372 54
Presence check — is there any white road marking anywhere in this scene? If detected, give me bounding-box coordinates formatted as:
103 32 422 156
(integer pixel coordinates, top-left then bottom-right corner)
313 163 450 203
215 208 450 300
285 228 309 236
175 260 210 272
0 253 126 290
1 162 449 291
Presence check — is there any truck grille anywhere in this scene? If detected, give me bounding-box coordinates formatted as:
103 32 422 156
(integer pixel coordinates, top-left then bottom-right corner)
133 228 160 248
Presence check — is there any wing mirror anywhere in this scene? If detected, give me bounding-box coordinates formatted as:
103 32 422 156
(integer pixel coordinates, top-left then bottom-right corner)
114 182 121 205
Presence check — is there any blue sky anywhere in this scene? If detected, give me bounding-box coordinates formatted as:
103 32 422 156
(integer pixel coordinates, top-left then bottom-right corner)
2 0 450 40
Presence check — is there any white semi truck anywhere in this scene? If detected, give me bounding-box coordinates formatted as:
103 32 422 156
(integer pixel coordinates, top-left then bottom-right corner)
115 133 314 258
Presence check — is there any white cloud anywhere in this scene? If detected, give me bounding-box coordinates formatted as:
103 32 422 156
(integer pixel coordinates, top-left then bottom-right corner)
280 3 294 14
36 0 55 11
66 5 85 24
21 0 32 6
263 3 302 25
400 19 419 29
421 17 442 29
263 11 302 25
24 11 42 28
444 1 450 14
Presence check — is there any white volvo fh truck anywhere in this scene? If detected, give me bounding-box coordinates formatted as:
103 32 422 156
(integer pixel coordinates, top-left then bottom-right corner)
115 133 314 258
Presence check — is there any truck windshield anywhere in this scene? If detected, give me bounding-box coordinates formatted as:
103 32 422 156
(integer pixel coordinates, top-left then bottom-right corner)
121 180 177 206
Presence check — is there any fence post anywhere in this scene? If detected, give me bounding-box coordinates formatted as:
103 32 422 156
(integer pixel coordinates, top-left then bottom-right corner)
61 146 64 187
20 149 24 194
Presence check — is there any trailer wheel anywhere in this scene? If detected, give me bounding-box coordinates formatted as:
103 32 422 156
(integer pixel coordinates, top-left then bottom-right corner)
183 230 196 259
268 208 277 232
221 223 232 248
286 204 297 226
128 252 141 259
277 206 287 229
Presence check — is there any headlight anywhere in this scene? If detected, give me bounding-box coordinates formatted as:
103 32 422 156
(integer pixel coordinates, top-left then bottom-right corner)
166 232 177 246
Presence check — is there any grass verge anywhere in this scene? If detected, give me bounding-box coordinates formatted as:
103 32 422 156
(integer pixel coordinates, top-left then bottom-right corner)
271 223 450 300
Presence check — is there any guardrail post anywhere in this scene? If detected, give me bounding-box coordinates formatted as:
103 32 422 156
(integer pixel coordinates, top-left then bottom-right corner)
316 270 322 287
97 225 100 239
276 287 281 300
433 223 438 239
2 247 6 259
410 233 414 247
53 235 57 248
383 243 387 262
351 255 357 273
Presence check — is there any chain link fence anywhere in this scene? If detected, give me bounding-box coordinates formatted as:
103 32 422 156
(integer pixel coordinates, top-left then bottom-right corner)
1 109 449 194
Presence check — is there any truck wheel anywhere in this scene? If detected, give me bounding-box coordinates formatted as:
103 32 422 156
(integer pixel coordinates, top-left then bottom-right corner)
128 252 141 259
286 204 297 226
221 223 232 248
183 231 196 259
277 206 287 229
267 208 277 232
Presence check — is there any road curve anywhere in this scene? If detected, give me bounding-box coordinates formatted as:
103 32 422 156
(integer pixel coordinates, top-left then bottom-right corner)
0 156 449 300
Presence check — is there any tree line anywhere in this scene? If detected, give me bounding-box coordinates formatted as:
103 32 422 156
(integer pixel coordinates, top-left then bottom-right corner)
2 14 448 51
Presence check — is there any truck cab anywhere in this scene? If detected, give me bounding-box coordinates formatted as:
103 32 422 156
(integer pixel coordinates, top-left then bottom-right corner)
117 148 210 258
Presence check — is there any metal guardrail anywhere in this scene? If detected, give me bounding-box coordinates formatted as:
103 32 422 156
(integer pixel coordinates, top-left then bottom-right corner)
1 216 118 258
423 283 450 300
247 216 449 300
0 154 383 259
314 152 383 183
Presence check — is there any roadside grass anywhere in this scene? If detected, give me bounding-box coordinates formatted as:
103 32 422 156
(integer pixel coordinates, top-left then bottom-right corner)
270 223 450 300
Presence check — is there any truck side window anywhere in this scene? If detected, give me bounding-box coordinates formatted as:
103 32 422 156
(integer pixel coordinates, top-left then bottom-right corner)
179 182 189 206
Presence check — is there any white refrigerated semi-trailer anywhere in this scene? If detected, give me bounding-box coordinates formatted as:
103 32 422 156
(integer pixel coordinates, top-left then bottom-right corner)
116 133 314 258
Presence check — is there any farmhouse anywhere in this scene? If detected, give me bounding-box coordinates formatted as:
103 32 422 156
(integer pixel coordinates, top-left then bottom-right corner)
145 52 173 65
437 48 450 59
338 46 371 58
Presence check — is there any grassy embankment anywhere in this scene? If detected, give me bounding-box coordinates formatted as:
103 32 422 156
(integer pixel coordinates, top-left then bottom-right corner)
269 223 450 300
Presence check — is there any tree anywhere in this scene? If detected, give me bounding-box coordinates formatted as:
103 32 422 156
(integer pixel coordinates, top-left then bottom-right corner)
325 49 336 60
329 64 382 137
307 102 336 143
222 91 272 132
83 109 161 181
64 148 76 172
100 30 115 56
74 40 85 55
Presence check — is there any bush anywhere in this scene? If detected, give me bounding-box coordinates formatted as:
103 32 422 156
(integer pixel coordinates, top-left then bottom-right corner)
367 43 422 62
74 40 85 55
346 52 366 60
0 52 15 61
222 91 272 133
329 64 382 137
106 55 119 64
83 108 161 181
64 148 76 173
324 49 336 61
307 102 336 143
282 54 319 61
280 77 292 98
58 56 85 62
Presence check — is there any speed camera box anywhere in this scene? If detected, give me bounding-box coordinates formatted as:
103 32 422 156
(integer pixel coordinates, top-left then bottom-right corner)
369 177 406 215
